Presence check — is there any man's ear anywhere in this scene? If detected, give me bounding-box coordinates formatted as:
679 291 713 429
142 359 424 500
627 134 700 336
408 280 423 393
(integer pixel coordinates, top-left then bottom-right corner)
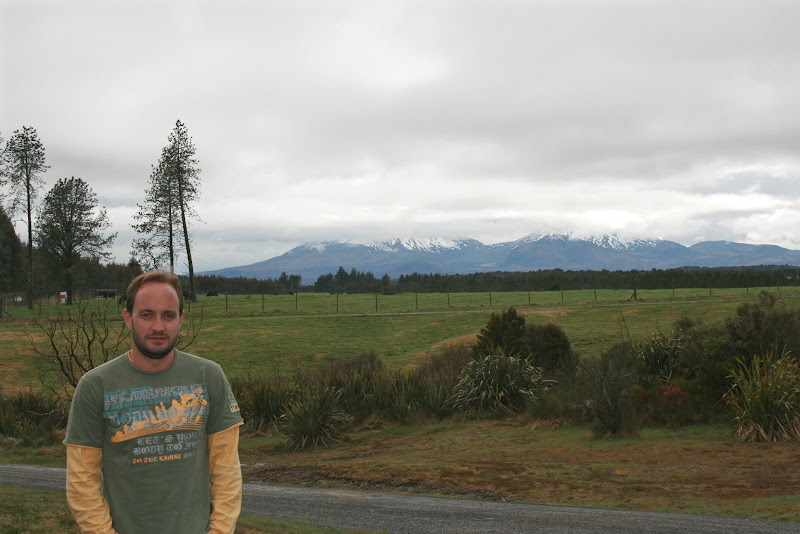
123 309 132 330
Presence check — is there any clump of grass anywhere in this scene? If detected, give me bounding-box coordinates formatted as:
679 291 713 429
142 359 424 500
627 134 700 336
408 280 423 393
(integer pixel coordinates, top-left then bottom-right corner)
280 386 351 451
448 350 550 414
724 350 800 442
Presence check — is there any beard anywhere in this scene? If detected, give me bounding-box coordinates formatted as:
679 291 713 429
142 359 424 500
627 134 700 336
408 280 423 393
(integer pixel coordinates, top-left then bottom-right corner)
131 326 180 360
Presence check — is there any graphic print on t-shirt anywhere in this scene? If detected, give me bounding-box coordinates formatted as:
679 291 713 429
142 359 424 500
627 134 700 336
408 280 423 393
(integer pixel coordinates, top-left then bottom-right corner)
103 384 207 443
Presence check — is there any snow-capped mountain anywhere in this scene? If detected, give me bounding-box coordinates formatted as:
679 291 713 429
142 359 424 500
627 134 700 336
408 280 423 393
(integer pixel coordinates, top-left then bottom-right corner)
199 233 800 282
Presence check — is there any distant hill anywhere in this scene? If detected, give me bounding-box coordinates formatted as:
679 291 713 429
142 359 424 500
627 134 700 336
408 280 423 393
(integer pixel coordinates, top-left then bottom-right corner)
199 233 800 282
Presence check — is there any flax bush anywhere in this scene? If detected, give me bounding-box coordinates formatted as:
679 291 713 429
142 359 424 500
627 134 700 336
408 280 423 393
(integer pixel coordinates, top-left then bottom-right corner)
724 350 800 442
280 385 350 451
448 350 550 414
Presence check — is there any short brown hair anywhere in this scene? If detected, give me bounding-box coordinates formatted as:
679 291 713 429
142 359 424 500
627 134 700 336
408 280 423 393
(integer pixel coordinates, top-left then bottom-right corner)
125 271 184 315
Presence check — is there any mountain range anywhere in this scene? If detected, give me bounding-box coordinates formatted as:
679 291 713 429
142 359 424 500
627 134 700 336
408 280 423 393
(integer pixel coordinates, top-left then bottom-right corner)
199 232 800 282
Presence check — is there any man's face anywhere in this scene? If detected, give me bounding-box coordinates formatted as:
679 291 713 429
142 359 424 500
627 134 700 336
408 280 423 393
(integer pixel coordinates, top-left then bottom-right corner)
123 282 184 360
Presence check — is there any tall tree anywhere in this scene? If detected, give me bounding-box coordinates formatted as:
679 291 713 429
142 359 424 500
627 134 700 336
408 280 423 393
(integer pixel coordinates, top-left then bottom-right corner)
36 177 116 305
3 126 48 308
132 120 201 301
132 156 175 271
0 204 25 293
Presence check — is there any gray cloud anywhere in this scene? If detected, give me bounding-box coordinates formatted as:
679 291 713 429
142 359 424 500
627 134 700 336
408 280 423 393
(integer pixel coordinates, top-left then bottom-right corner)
3 0 800 271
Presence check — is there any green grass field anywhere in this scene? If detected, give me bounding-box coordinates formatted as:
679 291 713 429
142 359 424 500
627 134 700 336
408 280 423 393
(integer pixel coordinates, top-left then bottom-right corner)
3 286 799 389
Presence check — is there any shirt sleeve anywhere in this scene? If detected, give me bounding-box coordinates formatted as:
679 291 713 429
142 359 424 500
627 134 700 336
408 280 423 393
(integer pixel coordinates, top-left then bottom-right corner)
206 364 243 435
65 444 118 534
64 372 105 448
208 423 243 534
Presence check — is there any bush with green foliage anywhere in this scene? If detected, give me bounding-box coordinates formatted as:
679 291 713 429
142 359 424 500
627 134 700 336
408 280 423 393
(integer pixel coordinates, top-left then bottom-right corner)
449 350 550 414
725 291 800 357
524 322 578 380
724 350 800 442
473 307 526 357
280 385 350 451
581 343 639 436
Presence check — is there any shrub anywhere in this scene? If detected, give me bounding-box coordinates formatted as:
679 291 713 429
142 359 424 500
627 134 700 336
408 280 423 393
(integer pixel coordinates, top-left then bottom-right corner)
473 307 526 357
0 389 66 446
233 376 292 434
524 322 578 380
449 350 550 414
725 291 800 358
369 370 418 423
280 385 350 451
633 379 695 427
636 331 682 386
581 343 639 436
322 351 384 420
415 343 473 419
724 351 800 442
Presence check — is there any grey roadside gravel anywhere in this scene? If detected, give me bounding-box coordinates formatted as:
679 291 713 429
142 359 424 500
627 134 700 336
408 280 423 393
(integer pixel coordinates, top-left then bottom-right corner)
2 464 798 533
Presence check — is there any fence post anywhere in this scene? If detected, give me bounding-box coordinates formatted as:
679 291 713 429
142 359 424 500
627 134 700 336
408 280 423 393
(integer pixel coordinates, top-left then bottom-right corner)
296 292 298 310
489 291 492 308
375 293 378 313
336 293 339 313
447 292 450 308
225 292 229 312
528 289 531 304
415 293 418 312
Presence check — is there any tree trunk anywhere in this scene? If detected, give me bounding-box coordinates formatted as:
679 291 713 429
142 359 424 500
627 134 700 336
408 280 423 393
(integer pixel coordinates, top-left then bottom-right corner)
26 179 34 309
178 185 197 302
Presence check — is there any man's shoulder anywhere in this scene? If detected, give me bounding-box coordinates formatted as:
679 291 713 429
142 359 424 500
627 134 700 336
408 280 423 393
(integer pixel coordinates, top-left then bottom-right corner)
80 353 128 380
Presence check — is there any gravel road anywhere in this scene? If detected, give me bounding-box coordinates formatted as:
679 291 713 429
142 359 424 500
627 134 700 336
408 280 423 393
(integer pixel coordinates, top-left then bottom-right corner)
1 463 796 534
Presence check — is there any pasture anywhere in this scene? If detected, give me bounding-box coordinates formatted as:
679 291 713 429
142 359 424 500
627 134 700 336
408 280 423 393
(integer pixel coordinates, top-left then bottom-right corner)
2 286 799 390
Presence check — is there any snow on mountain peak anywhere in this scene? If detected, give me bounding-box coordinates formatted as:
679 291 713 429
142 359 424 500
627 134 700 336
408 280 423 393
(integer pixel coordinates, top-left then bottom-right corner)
370 237 467 252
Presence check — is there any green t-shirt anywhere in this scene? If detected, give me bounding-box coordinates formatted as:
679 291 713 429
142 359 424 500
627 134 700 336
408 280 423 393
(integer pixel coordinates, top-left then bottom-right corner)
65 350 242 534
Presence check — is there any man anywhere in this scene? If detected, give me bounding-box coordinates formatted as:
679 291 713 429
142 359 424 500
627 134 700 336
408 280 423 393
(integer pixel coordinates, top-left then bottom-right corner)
65 271 243 533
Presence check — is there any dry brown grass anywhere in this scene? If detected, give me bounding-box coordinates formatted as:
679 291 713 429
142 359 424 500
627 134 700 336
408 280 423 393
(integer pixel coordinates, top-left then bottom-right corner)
240 420 800 521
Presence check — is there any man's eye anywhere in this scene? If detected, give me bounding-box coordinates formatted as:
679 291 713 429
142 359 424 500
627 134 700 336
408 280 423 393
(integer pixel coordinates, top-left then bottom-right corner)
140 313 152 319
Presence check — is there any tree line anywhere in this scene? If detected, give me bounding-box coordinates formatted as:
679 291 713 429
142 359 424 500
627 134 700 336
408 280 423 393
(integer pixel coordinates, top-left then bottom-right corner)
177 265 798 296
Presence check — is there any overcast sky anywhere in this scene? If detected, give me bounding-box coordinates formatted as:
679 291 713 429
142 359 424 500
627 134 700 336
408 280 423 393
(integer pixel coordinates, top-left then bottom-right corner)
3 0 800 273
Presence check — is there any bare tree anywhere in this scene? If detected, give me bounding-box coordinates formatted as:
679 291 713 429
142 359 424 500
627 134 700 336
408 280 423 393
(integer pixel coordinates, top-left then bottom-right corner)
29 300 203 398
